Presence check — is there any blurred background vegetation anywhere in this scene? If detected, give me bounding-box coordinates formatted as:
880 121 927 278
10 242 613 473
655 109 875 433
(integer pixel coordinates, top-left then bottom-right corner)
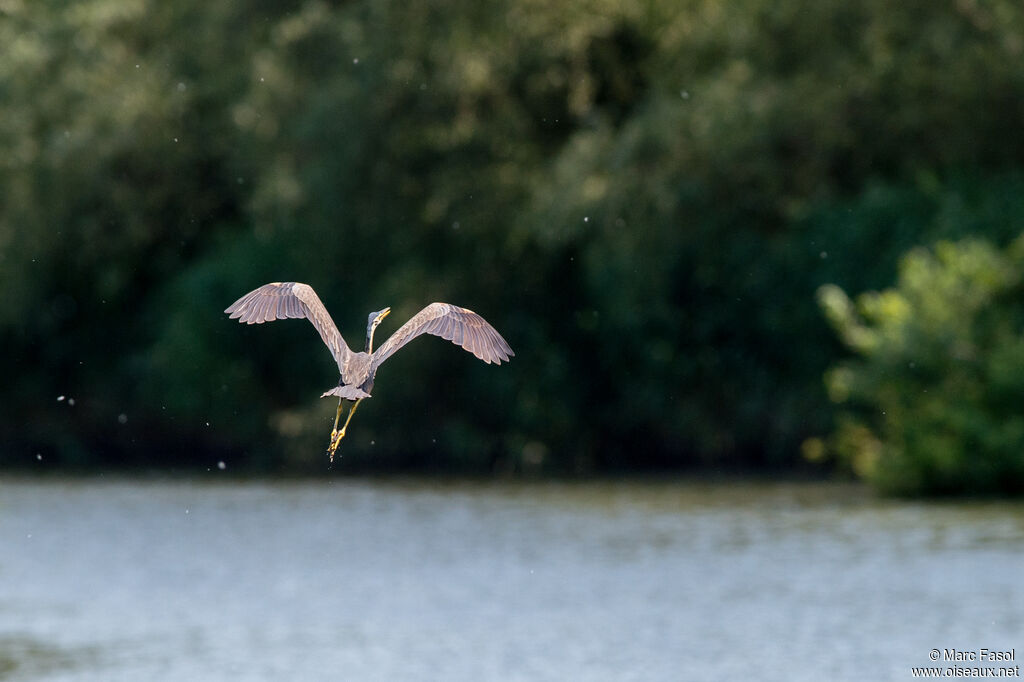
3 0 1024 494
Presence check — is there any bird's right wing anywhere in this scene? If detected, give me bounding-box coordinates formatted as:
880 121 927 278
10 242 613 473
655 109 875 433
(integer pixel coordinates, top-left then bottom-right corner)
224 282 353 371
372 302 514 369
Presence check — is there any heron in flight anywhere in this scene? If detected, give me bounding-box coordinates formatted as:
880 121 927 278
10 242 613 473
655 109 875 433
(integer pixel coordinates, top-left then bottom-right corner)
225 282 513 461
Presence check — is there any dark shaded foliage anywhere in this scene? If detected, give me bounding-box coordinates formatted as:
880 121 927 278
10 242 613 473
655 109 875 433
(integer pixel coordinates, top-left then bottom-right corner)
3 0 1024 485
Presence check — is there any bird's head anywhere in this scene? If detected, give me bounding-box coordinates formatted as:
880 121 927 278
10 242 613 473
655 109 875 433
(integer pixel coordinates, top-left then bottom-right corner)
365 307 391 353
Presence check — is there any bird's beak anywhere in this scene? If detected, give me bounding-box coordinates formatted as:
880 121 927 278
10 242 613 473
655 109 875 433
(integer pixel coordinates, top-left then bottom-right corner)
376 308 391 325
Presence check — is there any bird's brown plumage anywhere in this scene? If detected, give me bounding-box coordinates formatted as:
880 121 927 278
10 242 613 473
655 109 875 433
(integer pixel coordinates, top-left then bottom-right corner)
225 282 354 372
372 302 514 369
224 282 513 400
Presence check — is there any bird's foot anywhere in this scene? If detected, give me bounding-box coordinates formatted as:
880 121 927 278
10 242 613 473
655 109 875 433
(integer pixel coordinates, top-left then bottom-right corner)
327 428 347 462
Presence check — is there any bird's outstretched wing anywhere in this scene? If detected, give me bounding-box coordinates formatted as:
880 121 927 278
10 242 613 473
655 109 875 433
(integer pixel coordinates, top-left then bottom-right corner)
224 282 353 371
372 302 514 369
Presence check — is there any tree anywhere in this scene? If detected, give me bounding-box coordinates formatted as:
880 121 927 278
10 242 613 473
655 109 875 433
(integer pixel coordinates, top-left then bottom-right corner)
818 236 1024 495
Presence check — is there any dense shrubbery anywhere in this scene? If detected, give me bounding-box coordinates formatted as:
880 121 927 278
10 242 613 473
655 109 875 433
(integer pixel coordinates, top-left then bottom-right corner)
818 237 1024 496
3 0 1024 485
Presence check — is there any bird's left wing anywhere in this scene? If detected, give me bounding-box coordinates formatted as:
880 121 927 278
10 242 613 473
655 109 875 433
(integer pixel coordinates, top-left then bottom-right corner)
224 282 354 371
371 302 514 369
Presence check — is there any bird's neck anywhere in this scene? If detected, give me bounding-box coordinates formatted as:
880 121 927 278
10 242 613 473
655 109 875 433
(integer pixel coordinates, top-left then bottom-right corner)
365 330 375 354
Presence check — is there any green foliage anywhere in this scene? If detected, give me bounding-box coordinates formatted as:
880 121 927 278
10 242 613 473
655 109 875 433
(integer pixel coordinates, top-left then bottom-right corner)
819 237 1024 495
4 0 1024 479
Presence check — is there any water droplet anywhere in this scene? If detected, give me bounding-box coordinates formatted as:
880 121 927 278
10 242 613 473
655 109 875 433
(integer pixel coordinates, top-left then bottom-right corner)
36 453 42 461
820 251 828 259
176 82 186 92
217 461 226 470
352 58 359 64
680 90 690 99
118 414 128 425
57 395 65 402
68 398 75 406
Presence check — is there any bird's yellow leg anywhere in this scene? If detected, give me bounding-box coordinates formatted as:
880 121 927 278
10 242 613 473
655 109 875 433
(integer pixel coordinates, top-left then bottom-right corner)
327 399 345 461
327 398 363 462
330 398 344 433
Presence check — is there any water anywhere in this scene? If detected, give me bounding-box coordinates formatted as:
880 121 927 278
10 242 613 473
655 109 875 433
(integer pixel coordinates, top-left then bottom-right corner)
1 479 1021 681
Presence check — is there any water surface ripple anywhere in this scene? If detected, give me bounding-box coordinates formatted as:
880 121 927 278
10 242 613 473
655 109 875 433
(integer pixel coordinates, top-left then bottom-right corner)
1 479 1021 681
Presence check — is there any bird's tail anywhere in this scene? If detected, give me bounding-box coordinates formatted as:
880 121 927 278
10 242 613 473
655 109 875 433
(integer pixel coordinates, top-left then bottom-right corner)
320 385 371 400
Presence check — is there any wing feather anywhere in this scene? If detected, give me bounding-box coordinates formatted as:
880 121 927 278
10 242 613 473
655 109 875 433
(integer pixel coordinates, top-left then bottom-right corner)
225 282 353 371
256 297 271 323
283 294 298 318
372 302 514 369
